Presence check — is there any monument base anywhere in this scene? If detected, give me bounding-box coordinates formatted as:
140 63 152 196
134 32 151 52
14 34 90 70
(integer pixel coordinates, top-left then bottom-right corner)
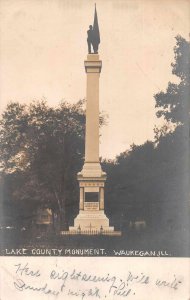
78 162 106 178
69 209 114 232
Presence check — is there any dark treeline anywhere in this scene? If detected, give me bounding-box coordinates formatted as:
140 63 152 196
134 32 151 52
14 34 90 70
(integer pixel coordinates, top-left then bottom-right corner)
0 36 189 253
102 36 189 253
0 100 86 230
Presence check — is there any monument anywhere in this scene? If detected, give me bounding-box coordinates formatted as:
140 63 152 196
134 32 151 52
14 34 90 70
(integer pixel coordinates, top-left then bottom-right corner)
69 6 120 235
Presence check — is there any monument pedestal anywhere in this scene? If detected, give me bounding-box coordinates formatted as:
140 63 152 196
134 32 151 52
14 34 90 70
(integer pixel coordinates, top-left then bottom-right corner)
69 211 114 232
69 167 114 233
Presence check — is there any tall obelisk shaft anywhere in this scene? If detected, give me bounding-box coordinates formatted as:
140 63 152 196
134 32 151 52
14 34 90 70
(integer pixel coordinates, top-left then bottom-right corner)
85 54 101 163
82 54 103 177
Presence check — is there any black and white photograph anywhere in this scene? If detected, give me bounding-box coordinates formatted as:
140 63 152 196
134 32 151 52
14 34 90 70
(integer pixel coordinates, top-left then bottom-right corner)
0 0 189 299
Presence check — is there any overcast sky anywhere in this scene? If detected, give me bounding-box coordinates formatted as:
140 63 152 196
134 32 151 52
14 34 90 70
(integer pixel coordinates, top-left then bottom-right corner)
0 0 189 158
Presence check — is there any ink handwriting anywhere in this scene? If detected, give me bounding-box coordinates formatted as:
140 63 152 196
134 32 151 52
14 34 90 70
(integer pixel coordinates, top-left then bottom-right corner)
11 262 184 299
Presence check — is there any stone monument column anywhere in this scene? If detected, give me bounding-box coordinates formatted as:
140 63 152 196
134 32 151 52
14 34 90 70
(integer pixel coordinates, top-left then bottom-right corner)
85 54 101 162
82 54 103 177
69 53 114 233
68 5 118 235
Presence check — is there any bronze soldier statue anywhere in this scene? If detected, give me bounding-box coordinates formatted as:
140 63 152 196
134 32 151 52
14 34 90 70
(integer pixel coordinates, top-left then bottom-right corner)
87 25 94 54
87 5 100 54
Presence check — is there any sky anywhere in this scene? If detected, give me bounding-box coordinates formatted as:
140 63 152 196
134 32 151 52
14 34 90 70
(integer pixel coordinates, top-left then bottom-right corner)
0 0 189 158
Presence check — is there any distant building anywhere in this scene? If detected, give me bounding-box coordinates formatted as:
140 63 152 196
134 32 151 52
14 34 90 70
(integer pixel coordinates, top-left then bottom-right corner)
35 208 53 232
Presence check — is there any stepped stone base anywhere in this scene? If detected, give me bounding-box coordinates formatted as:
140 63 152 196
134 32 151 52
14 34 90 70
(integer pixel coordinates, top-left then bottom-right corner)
69 210 114 232
78 162 106 178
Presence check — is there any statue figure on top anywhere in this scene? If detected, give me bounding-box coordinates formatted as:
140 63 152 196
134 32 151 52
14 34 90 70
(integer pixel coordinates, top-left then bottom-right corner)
87 5 100 54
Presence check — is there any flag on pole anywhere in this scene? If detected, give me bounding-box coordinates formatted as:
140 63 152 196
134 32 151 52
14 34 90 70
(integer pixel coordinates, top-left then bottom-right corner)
93 4 100 52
